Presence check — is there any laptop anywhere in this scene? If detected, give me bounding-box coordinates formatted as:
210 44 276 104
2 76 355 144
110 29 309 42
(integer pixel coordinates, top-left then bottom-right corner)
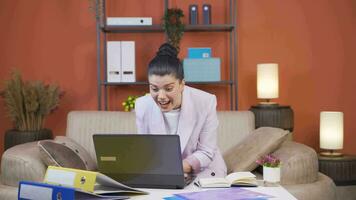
93 134 186 189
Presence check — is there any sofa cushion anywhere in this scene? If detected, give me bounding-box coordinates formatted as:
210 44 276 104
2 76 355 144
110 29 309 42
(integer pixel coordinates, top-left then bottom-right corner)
273 141 319 185
37 136 97 171
284 173 336 200
0 142 46 187
38 140 87 170
223 127 289 173
54 136 97 170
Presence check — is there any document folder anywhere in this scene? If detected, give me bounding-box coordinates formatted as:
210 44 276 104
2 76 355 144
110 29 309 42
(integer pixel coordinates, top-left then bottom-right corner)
44 166 148 196
107 41 122 83
18 181 129 200
19 181 75 200
44 166 97 193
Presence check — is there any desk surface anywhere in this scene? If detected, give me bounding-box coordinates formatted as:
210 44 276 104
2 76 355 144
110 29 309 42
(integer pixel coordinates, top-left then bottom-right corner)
131 183 297 200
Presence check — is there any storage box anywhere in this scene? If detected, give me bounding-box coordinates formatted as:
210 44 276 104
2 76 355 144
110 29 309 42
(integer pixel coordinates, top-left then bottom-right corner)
183 58 220 82
188 48 211 58
106 41 135 83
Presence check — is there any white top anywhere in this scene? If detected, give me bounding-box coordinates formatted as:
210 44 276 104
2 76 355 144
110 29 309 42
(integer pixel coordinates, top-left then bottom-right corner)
163 109 181 134
131 183 297 200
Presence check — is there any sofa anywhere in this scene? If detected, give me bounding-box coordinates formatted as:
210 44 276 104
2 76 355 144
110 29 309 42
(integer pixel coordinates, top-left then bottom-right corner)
0 111 337 199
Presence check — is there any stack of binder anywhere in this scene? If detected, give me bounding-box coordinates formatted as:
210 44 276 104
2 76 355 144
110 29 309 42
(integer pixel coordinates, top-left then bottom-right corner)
18 166 148 200
107 41 136 83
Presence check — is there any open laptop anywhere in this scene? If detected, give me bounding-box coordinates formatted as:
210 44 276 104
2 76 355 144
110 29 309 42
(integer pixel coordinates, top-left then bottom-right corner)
93 134 186 189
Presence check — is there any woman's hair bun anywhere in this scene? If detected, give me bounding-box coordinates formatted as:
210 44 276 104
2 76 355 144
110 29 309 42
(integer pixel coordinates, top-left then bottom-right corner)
156 43 178 58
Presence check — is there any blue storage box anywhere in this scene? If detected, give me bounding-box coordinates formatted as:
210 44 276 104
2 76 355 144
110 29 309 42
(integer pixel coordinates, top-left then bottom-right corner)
188 48 211 58
183 58 220 82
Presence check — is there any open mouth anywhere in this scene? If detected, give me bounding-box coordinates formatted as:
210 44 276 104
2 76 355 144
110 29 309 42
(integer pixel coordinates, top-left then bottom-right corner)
158 101 170 106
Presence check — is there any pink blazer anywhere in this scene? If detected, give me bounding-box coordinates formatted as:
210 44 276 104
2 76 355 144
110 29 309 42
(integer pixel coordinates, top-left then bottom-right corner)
135 86 227 178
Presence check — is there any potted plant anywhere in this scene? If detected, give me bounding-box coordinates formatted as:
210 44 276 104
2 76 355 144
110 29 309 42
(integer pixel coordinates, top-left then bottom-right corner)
162 8 185 53
122 95 138 112
1 70 62 150
88 0 105 28
256 154 281 183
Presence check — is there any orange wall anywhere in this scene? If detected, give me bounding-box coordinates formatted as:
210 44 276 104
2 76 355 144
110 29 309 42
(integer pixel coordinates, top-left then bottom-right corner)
0 0 355 158
237 0 356 155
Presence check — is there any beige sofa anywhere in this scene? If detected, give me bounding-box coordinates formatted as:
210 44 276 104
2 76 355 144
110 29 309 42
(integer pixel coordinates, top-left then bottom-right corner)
0 111 336 199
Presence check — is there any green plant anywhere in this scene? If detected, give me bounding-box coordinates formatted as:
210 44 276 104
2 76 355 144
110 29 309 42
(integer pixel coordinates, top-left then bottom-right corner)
162 8 185 53
1 70 62 131
122 95 138 112
88 0 105 27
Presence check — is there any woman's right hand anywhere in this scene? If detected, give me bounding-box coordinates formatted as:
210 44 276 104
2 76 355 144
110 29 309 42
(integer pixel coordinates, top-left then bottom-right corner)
183 160 192 173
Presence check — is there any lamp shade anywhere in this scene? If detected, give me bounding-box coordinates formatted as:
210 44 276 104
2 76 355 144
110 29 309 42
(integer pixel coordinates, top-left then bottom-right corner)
257 63 279 99
320 111 344 150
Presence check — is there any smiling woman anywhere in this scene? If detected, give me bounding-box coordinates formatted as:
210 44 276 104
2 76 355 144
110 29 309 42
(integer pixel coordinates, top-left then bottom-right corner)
149 75 184 112
134 43 227 179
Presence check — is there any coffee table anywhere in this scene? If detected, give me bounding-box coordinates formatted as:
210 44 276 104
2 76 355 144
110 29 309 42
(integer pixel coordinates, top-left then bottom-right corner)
131 182 297 200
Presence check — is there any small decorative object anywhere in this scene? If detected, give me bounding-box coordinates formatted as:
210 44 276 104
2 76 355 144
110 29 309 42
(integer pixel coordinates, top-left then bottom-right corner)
162 8 185 53
202 4 212 24
122 95 138 112
189 5 198 25
1 70 62 150
256 154 281 183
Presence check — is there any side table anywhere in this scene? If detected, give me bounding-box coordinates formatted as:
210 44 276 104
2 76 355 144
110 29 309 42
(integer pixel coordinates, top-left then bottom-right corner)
318 155 356 186
249 104 294 132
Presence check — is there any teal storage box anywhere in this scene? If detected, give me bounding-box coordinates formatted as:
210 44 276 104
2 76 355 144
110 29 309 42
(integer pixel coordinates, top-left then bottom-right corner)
188 48 211 58
183 58 221 82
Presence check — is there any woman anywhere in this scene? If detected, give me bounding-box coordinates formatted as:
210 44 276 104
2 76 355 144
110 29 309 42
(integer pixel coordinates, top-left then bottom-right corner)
135 43 227 178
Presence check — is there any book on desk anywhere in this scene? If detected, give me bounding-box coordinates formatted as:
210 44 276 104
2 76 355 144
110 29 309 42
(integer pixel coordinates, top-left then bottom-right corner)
196 171 258 188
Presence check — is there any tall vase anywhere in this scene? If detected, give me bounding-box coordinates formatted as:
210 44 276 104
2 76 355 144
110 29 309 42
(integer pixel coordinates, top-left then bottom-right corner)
263 166 281 183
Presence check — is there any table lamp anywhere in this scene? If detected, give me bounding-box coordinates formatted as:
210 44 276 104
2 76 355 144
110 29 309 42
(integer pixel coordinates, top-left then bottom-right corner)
320 111 344 157
257 63 279 105
250 63 293 136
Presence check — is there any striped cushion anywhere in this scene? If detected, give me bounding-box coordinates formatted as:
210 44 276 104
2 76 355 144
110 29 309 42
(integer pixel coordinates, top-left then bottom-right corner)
273 141 318 184
0 142 46 187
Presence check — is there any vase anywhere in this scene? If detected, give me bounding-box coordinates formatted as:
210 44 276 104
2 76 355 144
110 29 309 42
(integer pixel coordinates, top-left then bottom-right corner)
263 166 281 183
4 129 53 151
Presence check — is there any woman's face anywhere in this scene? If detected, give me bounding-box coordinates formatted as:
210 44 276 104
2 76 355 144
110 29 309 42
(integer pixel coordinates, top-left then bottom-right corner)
148 74 185 112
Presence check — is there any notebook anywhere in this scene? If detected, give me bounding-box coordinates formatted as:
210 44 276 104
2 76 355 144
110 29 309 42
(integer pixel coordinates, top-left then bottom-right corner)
93 134 186 189
174 187 274 200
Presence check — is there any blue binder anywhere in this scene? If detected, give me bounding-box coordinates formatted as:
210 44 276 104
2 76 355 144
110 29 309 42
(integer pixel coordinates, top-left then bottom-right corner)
18 181 75 200
18 181 128 200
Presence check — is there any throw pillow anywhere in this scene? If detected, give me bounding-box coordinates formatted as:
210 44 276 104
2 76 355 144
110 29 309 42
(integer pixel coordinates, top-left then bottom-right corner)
54 136 97 170
38 136 97 171
38 140 87 170
223 127 289 173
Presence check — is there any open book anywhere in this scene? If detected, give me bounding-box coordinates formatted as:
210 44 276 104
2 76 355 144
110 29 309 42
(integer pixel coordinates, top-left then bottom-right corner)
196 171 258 188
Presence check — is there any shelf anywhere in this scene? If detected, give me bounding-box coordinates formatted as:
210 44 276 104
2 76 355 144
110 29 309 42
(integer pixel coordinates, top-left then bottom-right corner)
185 24 235 32
102 80 234 86
96 0 238 110
102 24 235 33
102 81 149 85
102 25 162 33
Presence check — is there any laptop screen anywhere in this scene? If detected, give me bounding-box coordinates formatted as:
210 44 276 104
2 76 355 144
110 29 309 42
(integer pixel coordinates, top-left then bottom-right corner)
93 134 184 181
